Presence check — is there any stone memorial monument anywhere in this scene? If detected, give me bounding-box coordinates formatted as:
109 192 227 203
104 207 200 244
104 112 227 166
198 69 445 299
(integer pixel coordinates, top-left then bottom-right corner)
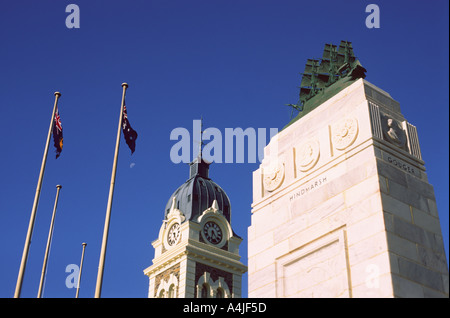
248 41 449 298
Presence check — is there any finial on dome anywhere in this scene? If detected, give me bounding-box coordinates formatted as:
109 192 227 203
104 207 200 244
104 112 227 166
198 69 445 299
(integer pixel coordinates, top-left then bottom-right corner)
211 199 219 212
169 197 176 212
166 196 185 222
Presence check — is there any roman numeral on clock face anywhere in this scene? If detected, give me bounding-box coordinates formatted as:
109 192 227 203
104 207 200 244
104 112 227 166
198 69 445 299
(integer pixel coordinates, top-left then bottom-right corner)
203 221 222 244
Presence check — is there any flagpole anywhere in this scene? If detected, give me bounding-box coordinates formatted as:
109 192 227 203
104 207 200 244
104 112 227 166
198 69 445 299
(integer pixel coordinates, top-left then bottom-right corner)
94 83 128 298
75 242 87 298
14 92 61 298
37 184 62 298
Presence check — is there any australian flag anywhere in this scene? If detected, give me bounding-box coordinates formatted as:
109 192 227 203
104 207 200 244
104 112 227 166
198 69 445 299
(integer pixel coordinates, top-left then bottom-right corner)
122 101 138 154
53 106 63 158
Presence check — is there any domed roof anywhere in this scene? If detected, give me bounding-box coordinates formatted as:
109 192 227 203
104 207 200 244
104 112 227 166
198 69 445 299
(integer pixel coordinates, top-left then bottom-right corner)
164 157 231 223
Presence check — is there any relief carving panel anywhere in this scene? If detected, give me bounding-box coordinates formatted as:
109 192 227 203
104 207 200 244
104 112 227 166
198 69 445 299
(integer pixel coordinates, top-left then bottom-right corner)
296 139 320 173
331 117 359 150
262 160 285 192
276 228 351 298
381 114 406 149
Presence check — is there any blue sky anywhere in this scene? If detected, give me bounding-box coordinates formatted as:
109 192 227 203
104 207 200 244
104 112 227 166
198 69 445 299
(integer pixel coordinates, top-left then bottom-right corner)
0 0 448 298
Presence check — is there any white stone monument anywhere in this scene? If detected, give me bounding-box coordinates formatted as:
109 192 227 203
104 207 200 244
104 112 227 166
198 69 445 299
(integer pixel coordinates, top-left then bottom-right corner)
248 78 449 297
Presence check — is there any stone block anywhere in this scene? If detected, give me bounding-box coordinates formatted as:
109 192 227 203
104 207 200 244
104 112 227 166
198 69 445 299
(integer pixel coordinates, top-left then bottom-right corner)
248 264 276 297
344 193 383 226
388 180 429 212
391 216 444 254
383 212 394 233
247 230 273 258
347 231 389 266
377 159 407 187
425 232 446 253
250 202 286 238
275 193 346 245
293 181 330 214
392 215 426 245
417 245 449 273
351 273 394 298
397 257 444 293
427 198 439 218
344 175 380 208
423 286 448 298
346 213 386 248
381 193 412 221
252 240 290 272
391 274 424 297
364 81 401 113
443 274 449 295
406 173 436 200
386 232 418 262
325 160 374 199
412 207 442 235
247 224 256 243
378 175 388 194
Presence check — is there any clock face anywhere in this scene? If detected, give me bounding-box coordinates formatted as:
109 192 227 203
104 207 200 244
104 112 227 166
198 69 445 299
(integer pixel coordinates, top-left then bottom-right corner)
167 223 180 246
203 221 223 245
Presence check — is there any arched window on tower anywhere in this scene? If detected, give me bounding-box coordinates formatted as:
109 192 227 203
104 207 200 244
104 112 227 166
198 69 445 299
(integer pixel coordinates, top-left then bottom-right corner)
168 284 175 298
196 272 231 298
216 287 224 298
201 283 209 298
155 273 178 298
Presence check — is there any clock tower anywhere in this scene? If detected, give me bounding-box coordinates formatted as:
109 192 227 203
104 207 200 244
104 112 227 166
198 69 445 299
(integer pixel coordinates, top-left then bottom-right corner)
144 155 247 298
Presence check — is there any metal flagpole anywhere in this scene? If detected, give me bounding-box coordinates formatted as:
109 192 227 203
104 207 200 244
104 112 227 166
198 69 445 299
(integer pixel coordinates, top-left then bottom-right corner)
37 184 62 298
75 242 87 298
14 92 61 298
94 83 128 298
